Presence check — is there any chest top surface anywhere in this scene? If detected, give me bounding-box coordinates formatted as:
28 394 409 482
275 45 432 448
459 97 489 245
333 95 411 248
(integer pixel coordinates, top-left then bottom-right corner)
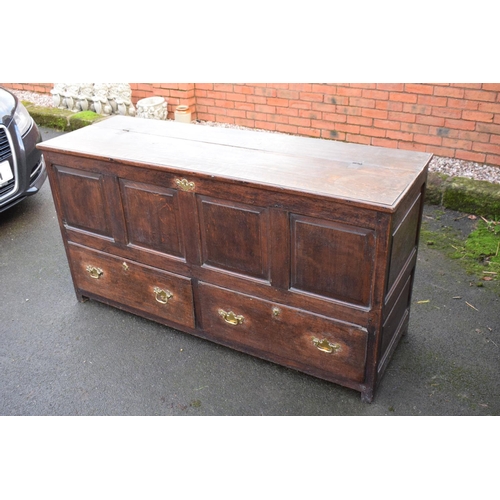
38 115 432 210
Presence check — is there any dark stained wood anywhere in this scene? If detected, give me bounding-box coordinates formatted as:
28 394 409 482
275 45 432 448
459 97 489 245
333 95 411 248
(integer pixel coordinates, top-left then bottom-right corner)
197 196 270 281
290 214 375 307
39 117 431 402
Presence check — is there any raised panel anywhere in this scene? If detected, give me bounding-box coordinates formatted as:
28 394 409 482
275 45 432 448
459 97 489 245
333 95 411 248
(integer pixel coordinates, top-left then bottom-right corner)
120 179 185 258
197 196 270 281
54 166 112 237
387 194 421 292
291 215 374 307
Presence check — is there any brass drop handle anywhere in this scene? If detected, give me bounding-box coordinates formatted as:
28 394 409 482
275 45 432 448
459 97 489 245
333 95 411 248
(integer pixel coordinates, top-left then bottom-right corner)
218 309 244 326
312 337 341 354
154 287 173 304
86 265 103 279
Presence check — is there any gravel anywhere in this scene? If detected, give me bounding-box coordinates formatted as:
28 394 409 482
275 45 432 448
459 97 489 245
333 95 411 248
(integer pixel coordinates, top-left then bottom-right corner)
11 89 500 185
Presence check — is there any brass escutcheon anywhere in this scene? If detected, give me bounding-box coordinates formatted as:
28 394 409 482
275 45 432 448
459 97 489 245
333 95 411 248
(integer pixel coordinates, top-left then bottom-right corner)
122 262 129 272
154 287 173 304
272 307 281 317
86 265 103 279
175 178 195 192
218 309 244 326
312 337 341 354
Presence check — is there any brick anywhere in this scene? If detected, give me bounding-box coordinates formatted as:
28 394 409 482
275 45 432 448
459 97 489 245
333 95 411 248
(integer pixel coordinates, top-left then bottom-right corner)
214 84 234 92
478 101 500 113
277 89 300 100
472 142 500 155
414 134 442 146
359 126 386 138
476 122 500 134
403 104 432 115
254 87 277 97
234 118 255 128
464 89 497 102
255 121 276 131
323 112 347 123
401 123 430 134
376 100 403 112
398 142 428 153
299 92 324 102
427 146 456 157
347 134 371 145
417 95 447 107
246 111 268 121
349 83 377 89
336 106 361 116
376 83 404 91
312 102 337 113
347 115 373 126
386 130 413 142
255 104 276 114
336 86 362 97
442 138 472 150
388 111 416 123
372 137 399 149
195 83 213 91
482 84 500 92
462 110 494 122
267 97 290 107
289 116 311 127
234 102 255 111
455 150 486 163
444 118 476 131
361 89 389 100
404 83 434 95
416 115 445 127
245 95 267 105
298 127 321 138
453 83 482 89
276 123 298 134
430 106 462 119
215 99 234 108
333 123 361 134
267 83 289 89
447 98 479 110
227 108 246 119
289 99 312 110
432 86 465 98
299 109 321 120
225 93 247 103
374 119 401 130
361 108 388 119
323 129 347 140
279 107 299 117
485 154 500 166
349 97 376 108
389 92 417 104
233 85 255 95
311 119 337 130
291 83 313 92
456 130 491 143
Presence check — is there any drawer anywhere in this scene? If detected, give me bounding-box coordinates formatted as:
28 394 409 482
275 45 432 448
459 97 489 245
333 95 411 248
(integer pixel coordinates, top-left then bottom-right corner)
197 282 368 383
67 243 195 328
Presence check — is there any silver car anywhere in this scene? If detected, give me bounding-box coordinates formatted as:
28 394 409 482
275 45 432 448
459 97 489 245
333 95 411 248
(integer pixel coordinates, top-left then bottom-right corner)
0 87 46 212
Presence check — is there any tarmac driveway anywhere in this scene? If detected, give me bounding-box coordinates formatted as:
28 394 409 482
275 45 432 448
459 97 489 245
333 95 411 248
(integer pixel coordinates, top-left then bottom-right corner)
1 128 499 416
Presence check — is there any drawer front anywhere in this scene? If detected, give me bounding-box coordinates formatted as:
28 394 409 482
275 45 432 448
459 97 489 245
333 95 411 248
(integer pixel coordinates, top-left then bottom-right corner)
67 243 195 328
198 282 368 383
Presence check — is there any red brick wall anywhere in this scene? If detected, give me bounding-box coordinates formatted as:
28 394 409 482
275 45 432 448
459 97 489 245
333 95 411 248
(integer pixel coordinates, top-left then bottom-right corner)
3 82 500 168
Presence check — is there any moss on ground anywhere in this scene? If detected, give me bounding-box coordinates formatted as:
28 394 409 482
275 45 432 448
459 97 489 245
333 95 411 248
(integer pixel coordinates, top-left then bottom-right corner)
23 103 103 131
420 216 500 293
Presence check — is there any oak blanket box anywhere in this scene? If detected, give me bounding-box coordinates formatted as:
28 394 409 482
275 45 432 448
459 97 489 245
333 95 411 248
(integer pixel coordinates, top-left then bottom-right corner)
38 116 431 403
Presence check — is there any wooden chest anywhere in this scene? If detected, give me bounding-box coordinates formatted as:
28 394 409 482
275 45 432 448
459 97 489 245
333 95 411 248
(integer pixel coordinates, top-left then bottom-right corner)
38 116 431 402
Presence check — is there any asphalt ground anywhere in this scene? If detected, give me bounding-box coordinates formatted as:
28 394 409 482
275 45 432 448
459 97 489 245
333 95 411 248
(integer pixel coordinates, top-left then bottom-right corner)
1 127 499 417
